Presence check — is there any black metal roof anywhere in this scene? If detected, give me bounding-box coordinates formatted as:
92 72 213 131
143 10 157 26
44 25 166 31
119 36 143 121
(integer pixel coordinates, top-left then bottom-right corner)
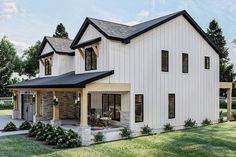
6 70 114 88
37 36 75 59
71 10 222 57
71 37 101 49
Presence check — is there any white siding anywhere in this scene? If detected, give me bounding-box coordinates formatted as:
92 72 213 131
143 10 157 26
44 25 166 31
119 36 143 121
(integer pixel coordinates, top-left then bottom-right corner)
107 15 219 130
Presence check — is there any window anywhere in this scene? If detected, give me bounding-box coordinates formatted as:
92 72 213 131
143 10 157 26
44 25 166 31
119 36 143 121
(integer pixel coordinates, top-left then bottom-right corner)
135 94 143 122
85 48 97 71
168 94 175 119
102 94 121 121
182 53 188 73
205 56 210 69
45 58 52 75
161 50 169 72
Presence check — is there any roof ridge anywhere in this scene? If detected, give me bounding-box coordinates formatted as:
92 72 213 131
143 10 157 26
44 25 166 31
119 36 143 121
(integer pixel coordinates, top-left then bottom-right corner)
87 17 131 27
45 36 73 41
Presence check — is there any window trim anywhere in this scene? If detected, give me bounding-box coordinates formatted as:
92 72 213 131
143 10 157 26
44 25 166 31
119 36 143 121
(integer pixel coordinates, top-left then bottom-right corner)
161 50 169 72
204 56 210 69
135 94 144 123
168 93 175 119
45 58 52 75
85 47 97 71
182 53 188 73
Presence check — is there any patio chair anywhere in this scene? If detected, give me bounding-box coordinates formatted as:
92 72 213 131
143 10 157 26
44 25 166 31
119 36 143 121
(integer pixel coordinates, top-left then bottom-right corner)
100 110 113 127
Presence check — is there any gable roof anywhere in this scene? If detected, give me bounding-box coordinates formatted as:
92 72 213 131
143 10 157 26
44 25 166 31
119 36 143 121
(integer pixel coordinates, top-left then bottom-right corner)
71 10 222 57
38 36 75 58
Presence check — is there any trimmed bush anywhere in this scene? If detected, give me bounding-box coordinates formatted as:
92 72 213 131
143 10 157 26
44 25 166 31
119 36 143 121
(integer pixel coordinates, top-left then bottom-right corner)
120 128 132 139
141 125 152 135
184 118 196 128
201 118 212 126
3 122 17 131
19 121 31 130
29 121 44 137
94 132 105 143
57 129 81 148
36 124 53 141
46 127 65 145
0 102 13 110
164 123 174 132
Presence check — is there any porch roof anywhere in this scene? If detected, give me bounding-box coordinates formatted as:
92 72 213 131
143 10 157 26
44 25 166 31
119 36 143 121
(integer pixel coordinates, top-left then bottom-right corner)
6 70 114 89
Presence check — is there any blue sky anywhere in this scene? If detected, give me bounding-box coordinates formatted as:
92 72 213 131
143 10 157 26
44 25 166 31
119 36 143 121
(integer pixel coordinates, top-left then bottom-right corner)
0 0 236 67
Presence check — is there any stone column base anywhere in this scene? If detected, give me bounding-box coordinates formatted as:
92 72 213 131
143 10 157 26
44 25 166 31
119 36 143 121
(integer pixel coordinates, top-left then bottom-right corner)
50 120 62 127
78 127 91 146
12 109 20 119
33 115 41 123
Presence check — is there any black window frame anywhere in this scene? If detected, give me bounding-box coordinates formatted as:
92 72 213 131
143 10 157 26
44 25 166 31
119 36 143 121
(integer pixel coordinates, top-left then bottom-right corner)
45 58 52 75
135 94 144 123
161 50 169 72
168 94 175 119
102 94 121 121
85 47 97 71
205 56 210 69
182 53 188 73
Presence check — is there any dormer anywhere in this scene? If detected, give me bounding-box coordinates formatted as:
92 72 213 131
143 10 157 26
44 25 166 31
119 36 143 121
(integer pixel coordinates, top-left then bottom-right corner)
37 36 75 77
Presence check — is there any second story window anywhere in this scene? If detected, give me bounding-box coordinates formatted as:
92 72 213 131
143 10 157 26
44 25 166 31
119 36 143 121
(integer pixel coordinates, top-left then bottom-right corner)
205 56 210 69
162 50 169 72
85 48 97 71
182 53 188 73
45 58 52 75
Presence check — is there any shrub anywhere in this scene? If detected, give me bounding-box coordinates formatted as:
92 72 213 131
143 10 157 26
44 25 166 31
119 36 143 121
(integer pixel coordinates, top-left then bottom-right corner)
141 125 152 135
46 127 65 145
219 111 224 123
36 124 53 141
57 129 81 148
0 102 13 110
29 121 44 137
232 112 236 121
19 121 31 130
164 123 174 132
3 122 17 131
201 118 212 126
120 128 132 139
184 118 196 128
94 132 105 143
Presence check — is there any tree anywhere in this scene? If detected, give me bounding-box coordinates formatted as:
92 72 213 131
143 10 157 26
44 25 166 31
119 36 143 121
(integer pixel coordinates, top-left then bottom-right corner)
13 55 24 76
207 19 234 82
53 23 69 39
23 41 41 78
0 36 17 96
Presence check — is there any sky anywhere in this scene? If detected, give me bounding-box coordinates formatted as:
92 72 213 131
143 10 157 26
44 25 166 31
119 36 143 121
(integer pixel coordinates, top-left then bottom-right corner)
0 0 236 69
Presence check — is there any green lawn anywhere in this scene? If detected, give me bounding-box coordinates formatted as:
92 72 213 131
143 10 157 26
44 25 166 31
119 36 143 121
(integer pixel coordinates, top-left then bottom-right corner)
1 122 236 157
0 110 12 116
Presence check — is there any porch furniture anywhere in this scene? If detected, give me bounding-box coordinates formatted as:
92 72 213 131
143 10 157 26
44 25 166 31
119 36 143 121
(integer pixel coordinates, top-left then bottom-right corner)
100 110 113 127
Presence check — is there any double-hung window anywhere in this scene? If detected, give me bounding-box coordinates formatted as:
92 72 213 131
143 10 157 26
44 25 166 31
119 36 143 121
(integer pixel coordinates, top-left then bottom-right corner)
45 58 52 75
85 48 97 71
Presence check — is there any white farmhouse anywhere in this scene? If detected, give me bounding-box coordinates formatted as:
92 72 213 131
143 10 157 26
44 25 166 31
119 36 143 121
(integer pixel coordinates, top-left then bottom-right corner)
7 10 226 145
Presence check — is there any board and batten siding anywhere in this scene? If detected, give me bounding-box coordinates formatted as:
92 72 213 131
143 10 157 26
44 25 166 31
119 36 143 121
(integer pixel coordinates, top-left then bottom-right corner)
39 42 75 77
74 15 219 131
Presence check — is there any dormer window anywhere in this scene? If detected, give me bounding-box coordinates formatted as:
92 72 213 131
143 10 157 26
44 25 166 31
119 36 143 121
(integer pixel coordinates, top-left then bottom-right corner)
45 58 52 75
85 48 97 71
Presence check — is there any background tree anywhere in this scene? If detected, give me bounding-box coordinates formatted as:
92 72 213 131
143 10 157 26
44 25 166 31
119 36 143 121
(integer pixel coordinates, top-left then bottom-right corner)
23 41 41 78
53 23 69 39
0 36 17 96
207 19 234 82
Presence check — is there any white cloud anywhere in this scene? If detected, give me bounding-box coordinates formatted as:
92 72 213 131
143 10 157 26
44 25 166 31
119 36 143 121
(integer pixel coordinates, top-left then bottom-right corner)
0 0 18 20
126 10 150 25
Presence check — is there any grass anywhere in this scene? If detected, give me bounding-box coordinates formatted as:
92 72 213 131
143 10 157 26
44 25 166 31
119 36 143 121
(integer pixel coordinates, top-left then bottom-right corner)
1 122 236 157
0 110 12 116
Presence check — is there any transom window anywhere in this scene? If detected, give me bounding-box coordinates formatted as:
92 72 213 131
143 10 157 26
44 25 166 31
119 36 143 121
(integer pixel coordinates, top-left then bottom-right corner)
135 94 143 122
85 48 97 71
161 50 169 72
168 94 175 119
182 53 188 73
205 56 210 69
45 58 52 75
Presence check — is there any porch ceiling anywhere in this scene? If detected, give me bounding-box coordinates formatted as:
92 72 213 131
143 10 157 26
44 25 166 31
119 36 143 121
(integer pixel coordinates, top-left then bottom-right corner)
5 70 114 89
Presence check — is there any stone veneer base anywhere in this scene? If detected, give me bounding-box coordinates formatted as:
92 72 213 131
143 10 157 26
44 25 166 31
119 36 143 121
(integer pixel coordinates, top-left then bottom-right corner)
78 127 91 146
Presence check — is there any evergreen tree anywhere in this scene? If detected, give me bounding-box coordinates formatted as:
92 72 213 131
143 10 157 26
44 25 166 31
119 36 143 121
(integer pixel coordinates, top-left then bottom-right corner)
207 19 234 82
53 23 69 39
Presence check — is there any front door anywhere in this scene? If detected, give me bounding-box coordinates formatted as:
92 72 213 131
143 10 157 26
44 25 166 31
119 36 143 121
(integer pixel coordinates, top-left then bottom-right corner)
22 94 34 122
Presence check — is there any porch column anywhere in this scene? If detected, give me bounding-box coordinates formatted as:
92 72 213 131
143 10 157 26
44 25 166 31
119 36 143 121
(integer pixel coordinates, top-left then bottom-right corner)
227 88 232 120
51 91 61 127
33 91 41 123
12 90 20 119
78 88 91 146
